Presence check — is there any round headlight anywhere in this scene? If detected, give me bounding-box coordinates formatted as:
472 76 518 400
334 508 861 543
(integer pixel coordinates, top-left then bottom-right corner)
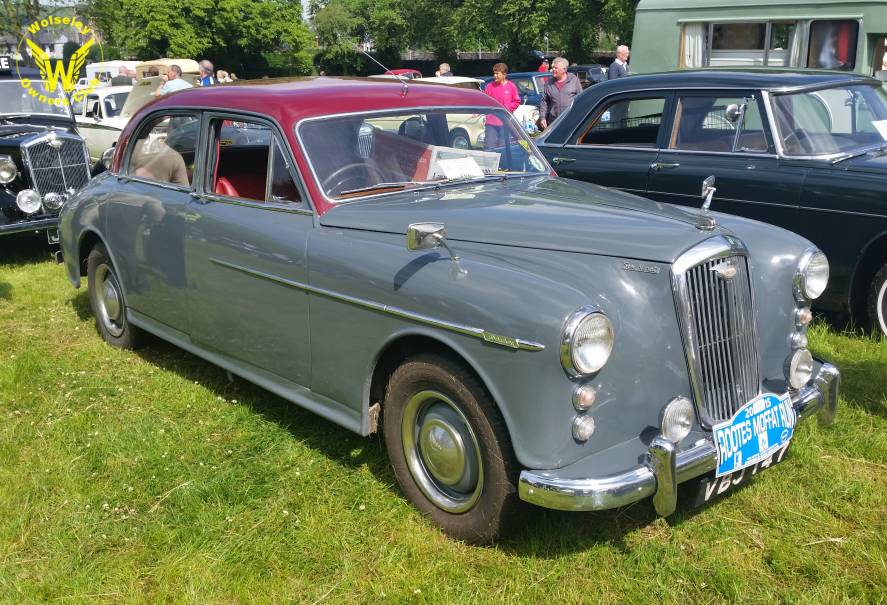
785 348 814 390
15 189 42 214
661 396 694 443
0 156 17 184
795 249 829 301
561 308 614 376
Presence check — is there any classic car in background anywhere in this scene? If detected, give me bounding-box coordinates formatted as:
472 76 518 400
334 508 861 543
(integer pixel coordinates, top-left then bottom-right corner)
537 69 887 337
0 75 91 240
72 84 132 164
60 77 839 543
568 64 608 88
480 71 552 107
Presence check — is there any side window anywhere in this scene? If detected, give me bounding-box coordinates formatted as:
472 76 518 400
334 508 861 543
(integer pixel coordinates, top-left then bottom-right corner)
209 117 301 206
576 97 666 147
126 113 199 187
71 95 85 117
511 78 533 96
670 96 768 153
84 95 99 118
808 20 858 71
269 139 302 205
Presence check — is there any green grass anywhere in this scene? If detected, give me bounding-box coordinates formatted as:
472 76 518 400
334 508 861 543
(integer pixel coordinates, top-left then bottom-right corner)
1 234 885 604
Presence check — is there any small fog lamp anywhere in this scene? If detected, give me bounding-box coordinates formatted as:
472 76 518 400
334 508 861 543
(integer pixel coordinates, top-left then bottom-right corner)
0 156 17 184
15 189 41 214
42 192 64 210
661 396 694 443
785 348 814 390
572 415 596 442
572 384 597 411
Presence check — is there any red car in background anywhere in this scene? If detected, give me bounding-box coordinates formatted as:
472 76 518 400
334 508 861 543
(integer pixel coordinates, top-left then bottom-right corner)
383 68 422 79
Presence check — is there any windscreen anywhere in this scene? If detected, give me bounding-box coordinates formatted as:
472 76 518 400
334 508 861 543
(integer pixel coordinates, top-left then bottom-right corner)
0 81 72 117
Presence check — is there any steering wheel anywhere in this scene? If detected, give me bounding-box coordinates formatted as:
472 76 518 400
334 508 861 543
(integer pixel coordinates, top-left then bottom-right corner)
321 162 384 196
782 128 809 153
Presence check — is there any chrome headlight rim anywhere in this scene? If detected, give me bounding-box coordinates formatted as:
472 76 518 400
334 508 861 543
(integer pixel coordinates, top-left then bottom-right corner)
0 155 17 184
794 247 829 302
560 306 614 377
15 189 42 214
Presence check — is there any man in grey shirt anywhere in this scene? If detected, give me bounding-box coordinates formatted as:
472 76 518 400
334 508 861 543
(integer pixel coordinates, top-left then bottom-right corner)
539 57 583 130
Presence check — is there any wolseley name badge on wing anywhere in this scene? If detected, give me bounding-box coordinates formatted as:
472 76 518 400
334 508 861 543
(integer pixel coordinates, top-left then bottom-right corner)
712 392 796 477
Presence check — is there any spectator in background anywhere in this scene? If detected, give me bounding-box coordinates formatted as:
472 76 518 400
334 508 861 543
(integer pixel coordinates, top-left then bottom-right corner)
198 60 215 86
539 57 582 130
438 62 453 77
538 58 550 72
153 65 193 97
216 70 233 83
111 66 132 86
482 62 520 149
608 45 630 79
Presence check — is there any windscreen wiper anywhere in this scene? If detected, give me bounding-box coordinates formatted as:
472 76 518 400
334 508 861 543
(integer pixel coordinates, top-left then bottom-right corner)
338 180 436 197
831 142 887 164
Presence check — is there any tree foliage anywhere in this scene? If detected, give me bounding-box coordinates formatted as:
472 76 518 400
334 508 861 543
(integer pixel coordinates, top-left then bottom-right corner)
81 0 314 76
312 0 639 73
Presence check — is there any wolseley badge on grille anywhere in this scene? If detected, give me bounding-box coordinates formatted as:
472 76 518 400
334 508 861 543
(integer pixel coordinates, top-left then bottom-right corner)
712 392 796 477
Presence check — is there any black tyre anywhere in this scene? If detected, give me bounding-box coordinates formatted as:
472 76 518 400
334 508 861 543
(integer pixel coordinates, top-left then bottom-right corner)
383 353 520 544
867 263 887 338
87 243 144 349
449 129 471 149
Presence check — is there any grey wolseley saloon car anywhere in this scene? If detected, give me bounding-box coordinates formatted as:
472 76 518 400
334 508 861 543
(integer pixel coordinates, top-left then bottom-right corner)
59 78 839 543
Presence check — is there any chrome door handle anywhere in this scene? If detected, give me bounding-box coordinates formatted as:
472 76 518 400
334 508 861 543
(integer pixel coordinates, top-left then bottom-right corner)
650 162 680 171
551 156 576 165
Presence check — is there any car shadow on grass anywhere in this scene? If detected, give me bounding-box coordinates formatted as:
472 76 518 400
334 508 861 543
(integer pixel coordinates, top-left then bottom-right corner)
122 334 719 554
0 233 55 265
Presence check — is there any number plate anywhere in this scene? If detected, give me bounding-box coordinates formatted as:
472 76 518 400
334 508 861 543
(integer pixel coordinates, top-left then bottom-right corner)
712 392 796 477
693 442 791 507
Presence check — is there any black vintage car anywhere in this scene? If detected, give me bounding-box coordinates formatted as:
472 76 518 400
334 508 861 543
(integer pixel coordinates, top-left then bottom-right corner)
0 63 91 242
537 69 887 336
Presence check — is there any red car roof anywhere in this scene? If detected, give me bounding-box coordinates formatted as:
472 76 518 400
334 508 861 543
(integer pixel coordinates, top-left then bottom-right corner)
143 76 500 124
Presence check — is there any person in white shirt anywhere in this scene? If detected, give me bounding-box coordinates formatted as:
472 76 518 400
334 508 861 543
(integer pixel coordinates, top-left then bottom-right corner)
153 65 193 97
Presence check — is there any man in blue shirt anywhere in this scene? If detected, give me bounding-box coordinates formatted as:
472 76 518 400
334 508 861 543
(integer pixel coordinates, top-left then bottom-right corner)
199 60 215 86
153 65 193 97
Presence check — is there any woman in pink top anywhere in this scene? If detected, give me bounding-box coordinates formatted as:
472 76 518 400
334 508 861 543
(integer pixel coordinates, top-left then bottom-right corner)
483 63 520 149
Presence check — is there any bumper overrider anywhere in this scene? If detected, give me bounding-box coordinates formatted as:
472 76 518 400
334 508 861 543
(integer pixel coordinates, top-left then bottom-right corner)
518 361 840 514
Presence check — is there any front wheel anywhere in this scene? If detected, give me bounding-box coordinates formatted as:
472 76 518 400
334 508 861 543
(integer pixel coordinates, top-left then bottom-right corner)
867 263 887 338
87 243 144 349
383 354 520 543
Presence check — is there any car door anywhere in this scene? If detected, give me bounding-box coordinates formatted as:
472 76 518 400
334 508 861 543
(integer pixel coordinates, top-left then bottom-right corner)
646 91 805 226
107 111 200 334
549 92 671 194
185 114 313 385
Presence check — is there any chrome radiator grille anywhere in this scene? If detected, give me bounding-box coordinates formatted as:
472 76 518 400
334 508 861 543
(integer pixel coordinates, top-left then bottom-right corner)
22 134 90 209
673 238 761 426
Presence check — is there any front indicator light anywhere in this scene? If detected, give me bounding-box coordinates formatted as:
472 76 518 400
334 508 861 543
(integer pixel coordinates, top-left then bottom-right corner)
661 396 694 443
572 415 596 442
572 384 597 411
785 348 814 390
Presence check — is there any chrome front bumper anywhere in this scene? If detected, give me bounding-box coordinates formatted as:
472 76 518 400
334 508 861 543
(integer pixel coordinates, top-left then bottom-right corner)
518 362 840 514
0 217 59 236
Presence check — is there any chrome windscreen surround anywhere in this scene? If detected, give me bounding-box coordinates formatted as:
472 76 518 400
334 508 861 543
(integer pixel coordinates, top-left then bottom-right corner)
21 132 91 211
671 235 762 428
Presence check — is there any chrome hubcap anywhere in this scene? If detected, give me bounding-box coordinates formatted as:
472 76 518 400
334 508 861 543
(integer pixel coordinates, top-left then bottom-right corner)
878 278 887 337
402 390 483 513
95 264 125 337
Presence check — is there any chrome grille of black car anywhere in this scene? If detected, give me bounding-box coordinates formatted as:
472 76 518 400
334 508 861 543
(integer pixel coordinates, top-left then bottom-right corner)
22 134 90 210
672 238 761 426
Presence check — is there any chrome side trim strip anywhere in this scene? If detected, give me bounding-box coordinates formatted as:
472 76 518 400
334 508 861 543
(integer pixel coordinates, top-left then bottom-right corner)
209 257 545 352
518 362 840 513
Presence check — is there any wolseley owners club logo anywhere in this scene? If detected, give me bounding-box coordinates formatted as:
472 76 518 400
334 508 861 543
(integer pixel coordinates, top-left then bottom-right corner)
15 15 102 108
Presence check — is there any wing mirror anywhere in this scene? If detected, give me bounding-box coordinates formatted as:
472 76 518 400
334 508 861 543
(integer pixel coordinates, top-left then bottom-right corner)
406 222 467 276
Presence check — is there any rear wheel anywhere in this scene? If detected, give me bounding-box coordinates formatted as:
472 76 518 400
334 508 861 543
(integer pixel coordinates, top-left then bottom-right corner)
449 129 471 149
867 263 887 338
87 243 144 349
382 354 520 543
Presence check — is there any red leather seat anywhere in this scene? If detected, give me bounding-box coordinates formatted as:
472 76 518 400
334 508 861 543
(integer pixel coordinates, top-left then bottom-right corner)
215 177 239 197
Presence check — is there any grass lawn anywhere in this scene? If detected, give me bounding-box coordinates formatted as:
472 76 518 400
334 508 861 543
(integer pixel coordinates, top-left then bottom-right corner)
1 235 885 604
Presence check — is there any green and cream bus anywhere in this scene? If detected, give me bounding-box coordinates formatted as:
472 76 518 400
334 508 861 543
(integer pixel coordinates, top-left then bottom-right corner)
632 0 887 77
